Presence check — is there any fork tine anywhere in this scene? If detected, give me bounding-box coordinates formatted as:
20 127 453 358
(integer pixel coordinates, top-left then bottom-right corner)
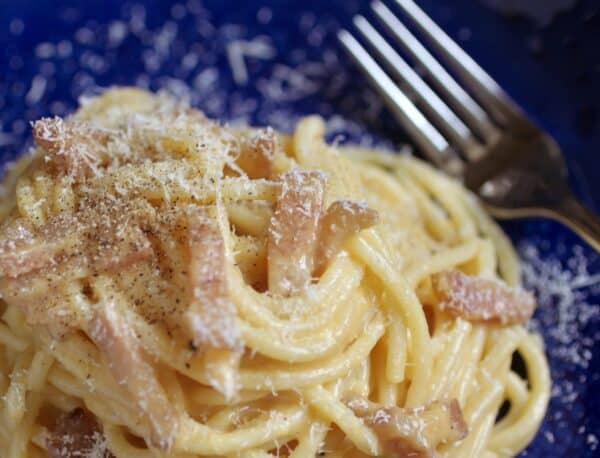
372 1 499 142
338 29 463 174
353 15 483 160
390 0 530 127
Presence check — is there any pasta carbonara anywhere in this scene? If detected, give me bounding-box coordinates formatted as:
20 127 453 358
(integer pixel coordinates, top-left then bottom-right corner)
0 88 550 457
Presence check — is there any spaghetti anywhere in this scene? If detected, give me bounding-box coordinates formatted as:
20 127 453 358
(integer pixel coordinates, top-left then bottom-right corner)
0 88 550 457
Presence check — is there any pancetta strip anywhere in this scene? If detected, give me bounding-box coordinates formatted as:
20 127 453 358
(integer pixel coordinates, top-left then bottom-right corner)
32 117 107 181
236 127 277 179
431 270 535 325
89 302 178 449
347 398 468 458
0 218 72 278
267 170 326 296
93 225 154 272
315 200 378 273
80 197 156 273
186 209 243 352
186 209 243 399
47 408 113 458
0 239 61 278
0 206 153 279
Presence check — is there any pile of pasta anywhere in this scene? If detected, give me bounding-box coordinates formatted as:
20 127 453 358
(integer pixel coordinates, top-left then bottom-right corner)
0 88 549 458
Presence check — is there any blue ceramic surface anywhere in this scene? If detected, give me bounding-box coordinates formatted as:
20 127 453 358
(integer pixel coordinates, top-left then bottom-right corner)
0 1 599 456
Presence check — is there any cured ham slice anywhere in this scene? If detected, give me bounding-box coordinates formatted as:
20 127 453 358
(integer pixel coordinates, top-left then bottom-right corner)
431 270 535 325
315 199 378 272
186 208 243 399
267 170 325 296
347 397 468 458
185 208 243 352
89 302 178 449
47 408 113 458
33 117 107 181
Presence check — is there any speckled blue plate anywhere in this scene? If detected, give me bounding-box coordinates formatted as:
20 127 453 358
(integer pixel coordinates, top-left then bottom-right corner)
1 0 599 456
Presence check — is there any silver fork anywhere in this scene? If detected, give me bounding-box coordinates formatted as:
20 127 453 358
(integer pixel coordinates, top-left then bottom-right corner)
338 0 600 251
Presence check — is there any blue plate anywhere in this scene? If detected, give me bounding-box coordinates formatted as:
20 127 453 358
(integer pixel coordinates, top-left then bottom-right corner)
1 1 598 456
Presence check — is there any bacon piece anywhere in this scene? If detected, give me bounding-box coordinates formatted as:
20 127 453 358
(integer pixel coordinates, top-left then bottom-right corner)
32 117 107 181
267 170 326 296
0 239 57 278
0 219 46 278
92 225 154 272
89 302 178 449
315 200 378 273
236 127 277 179
0 218 78 278
0 236 62 278
186 209 243 352
431 270 535 325
347 398 468 458
0 265 82 337
47 408 113 458
186 208 243 398
80 198 156 273
0 208 152 280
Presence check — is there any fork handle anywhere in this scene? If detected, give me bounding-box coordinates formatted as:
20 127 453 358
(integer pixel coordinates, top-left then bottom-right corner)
552 196 600 252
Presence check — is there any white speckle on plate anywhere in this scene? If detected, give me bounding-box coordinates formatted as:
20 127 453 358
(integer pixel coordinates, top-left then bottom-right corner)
35 42 56 59
9 19 24 36
257 7 273 24
25 75 47 106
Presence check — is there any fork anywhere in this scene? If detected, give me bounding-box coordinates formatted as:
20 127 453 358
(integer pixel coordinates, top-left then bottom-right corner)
338 0 600 252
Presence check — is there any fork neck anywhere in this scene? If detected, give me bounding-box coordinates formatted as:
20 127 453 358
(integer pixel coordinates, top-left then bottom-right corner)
551 196 600 252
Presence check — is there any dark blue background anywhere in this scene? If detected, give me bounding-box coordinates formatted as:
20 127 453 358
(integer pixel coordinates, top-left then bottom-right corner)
1 0 599 456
